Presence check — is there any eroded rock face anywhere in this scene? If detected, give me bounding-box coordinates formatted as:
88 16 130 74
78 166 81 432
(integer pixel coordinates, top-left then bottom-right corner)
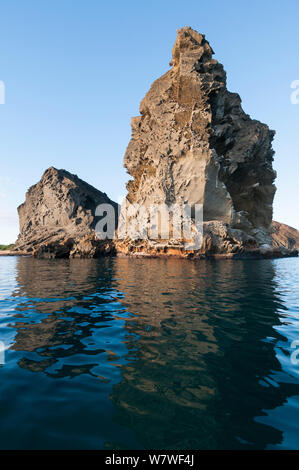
14 167 118 257
123 26 277 252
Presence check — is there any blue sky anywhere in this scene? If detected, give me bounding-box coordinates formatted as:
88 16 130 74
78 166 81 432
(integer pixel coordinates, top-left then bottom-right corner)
0 0 298 243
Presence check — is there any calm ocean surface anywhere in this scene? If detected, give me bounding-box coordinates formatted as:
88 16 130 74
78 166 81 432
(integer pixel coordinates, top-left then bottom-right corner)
0 256 298 450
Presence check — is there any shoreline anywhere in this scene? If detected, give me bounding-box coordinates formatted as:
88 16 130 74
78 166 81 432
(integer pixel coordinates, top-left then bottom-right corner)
1 250 297 260
0 250 30 257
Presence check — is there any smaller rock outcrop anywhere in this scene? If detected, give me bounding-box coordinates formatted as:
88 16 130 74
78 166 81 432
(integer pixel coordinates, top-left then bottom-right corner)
14 167 118 258
272 221 299 253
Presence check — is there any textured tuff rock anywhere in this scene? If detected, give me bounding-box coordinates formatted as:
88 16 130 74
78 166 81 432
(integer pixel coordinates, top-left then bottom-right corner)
116 220 298 259
272 221 299 252
14 167 118 258
121 26 279 256
116 220 257 258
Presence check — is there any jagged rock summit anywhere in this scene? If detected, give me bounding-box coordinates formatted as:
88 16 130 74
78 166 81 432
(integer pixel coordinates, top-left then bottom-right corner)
119 26 284 257
14 167 118 257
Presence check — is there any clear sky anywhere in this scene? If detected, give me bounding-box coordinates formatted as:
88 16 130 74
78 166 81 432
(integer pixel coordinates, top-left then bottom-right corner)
0 0 298 244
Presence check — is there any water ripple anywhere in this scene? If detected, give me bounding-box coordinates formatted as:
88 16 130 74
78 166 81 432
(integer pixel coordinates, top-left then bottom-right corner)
0 256 298 449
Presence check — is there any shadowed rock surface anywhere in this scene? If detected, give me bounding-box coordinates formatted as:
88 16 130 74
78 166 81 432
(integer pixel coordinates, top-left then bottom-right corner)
14 167 118 258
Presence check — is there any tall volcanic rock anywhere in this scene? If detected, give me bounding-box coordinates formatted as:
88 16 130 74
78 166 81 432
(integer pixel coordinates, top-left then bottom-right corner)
14 167 118 258
120 27 278 256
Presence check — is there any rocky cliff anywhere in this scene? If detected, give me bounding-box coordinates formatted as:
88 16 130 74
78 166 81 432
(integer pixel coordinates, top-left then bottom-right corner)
119 26 283 257
14 167 118 258
13 28 298 260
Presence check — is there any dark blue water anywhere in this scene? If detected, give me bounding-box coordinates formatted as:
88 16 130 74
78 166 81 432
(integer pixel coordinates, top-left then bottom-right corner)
0 256 298 449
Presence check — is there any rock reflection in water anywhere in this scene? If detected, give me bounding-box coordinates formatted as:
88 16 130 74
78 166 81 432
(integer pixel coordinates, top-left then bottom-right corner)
111 258 297 449
3 256 298 449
